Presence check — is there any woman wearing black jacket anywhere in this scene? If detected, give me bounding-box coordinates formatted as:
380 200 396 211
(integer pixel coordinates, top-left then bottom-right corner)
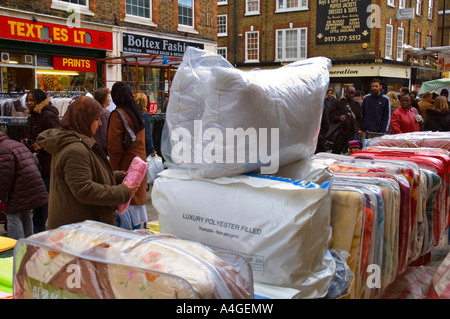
423 98 450 131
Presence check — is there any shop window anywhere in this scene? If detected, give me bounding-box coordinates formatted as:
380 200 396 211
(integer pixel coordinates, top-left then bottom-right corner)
36 70 95 92
276 27 307 62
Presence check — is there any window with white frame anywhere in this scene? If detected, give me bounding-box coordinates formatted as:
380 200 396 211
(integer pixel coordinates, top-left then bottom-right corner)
426 35 432 64
126 0 151 19
245 31 259 62
387 0 395 7
218 0 227 5
428 0 433 19
179 0 194 27
397 27 405 61
217 47 227 60
385 24 393 59
426 35 432 47
59 0 86 5
276 28 307 61
414 32 421 47
217 15 227 36
399 0 406 8
416 0 422 15
246 0 260 15
51 0 93 16
276 0 308 12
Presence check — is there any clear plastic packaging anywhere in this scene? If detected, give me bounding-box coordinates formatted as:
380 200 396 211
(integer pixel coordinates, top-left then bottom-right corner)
314 153 415 275
13 220 254 299
152 166 335 299
117 156 148 214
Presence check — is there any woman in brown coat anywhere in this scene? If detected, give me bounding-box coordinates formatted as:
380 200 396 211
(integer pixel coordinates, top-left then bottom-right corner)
36 96 138 229
108 82 148 229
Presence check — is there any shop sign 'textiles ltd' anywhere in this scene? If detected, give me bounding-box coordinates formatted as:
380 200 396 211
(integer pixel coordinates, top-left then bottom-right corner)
0 15 113 50
122 32 204 57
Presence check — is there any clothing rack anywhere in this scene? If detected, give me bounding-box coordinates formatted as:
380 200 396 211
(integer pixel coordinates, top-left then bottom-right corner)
0 116 28 142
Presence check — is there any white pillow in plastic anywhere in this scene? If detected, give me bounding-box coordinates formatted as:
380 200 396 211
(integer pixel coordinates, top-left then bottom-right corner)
162 47 331 178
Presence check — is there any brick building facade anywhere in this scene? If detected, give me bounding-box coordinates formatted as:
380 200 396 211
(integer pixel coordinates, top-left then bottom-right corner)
0 0 217 109
217 0 440 96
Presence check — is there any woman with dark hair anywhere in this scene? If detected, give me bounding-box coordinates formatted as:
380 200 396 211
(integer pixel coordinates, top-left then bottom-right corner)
24 88 60 233
108 82 147 229
35 96 138 229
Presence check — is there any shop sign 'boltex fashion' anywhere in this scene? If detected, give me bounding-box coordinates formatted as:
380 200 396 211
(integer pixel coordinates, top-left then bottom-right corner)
122 32 204 57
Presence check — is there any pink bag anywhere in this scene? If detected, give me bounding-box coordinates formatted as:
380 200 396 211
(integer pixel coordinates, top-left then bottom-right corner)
117 156 148 214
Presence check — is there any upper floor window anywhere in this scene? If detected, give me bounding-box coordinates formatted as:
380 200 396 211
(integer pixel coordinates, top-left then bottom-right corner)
217 15 227 37
60 0 86 5
217 0 228 5
399 0 406 8
276 27 307 61
385 24 393 59
414 32 421 48
179 0 194 27
416 0 422 16
426 35 432 47
428 0 433 19
397 27 405 61
51 0 94 16
217 47 227 60
124 0 155 26
387 0 395 7
245 31 259 63
276 0 308 12
126 0 151 19
246 0 260 15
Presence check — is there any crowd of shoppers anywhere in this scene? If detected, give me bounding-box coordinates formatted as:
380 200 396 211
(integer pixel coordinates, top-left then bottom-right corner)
1 84 158 239
317 78 450 155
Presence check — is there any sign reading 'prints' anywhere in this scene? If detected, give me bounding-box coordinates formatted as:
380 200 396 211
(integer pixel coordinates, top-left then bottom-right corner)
122 32 204 57
0 15 113 50
53 56 97 72
316 0 370 44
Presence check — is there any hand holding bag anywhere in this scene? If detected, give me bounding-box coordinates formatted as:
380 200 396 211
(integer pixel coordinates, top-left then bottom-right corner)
116 109 136 150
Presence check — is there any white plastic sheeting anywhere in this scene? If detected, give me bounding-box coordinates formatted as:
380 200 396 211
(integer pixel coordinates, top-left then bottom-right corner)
161 47 331 178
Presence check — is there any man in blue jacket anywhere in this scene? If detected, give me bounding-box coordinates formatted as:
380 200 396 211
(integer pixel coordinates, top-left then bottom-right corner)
361 78 391 140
